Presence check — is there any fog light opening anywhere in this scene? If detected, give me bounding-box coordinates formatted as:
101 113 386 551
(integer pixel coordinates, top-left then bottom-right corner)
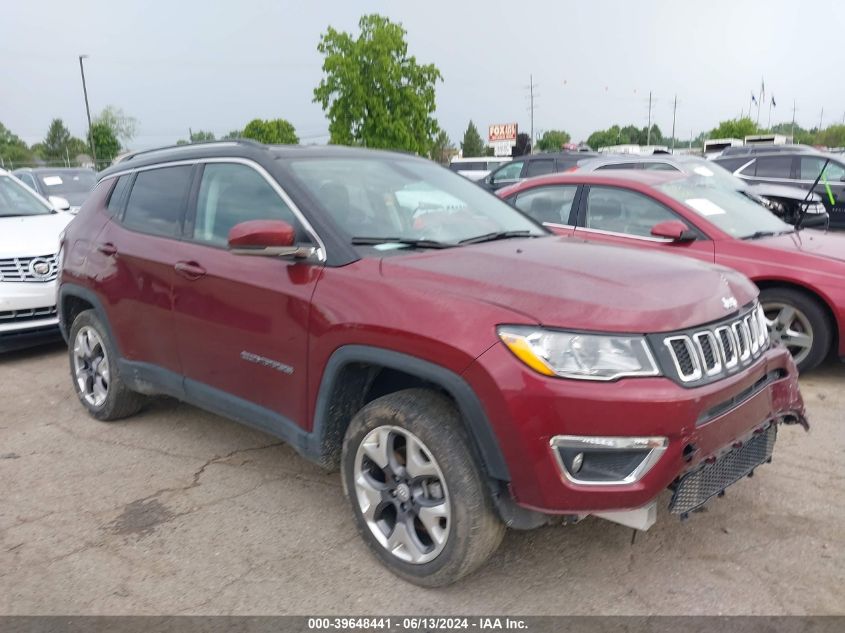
571 452 584 474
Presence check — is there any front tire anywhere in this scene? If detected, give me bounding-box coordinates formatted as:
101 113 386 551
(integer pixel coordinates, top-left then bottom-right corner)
760 287 831 372
341 388 505 587
68 309 145 420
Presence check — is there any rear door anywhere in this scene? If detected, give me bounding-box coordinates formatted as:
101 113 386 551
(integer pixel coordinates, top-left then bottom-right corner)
94 164 194 375
573 185 715 263
170 160 322 431
798 155 845 227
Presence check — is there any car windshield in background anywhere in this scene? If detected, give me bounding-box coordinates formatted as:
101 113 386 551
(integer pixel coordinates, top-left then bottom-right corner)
0 175 53 217
676 157 748 190
657 178 793 239
36 170 96 196
287 157 545 245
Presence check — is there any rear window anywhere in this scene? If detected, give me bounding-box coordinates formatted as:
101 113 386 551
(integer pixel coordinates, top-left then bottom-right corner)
122 166 192 238
524 160 555 178
106 174 133 216
754 156 792 178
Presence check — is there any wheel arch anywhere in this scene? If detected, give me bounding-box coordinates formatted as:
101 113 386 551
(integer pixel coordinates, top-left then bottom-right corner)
753 278 840 351
310 345 511 483
58 284 115 348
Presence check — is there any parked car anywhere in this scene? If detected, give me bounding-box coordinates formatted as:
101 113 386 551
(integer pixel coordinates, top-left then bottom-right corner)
12 167 97 213
714 150 845 228
718 144 817 157
575 154 829 227
58 141 806 586
0 168 74 351
478 151 599 191
447 156 511 181
499 170 845 371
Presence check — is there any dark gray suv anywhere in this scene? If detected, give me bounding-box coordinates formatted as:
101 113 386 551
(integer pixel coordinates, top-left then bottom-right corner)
715 151 845 228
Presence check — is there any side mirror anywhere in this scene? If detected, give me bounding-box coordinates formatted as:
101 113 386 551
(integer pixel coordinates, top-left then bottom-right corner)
651 220 696 243
48 195 71 212
228 220 315 258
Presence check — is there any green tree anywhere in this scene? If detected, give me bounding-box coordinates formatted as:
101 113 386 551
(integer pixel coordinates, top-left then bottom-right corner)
43 119 73 160
0 122 33 165
514 133 531 157
460 120 486 157
536 130 571 152
241 118 299 144
430 129 453 165
817 125 845 148
94 106 138 144
709 117 758 140
314 14 442 155
191 130 216 142
90 122 120 162
222 129 243 140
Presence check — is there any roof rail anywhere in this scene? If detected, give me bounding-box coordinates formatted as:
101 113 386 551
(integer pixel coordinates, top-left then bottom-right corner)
115 138 266 164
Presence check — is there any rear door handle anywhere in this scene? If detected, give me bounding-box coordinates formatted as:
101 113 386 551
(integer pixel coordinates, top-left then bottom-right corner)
96 242 117 256
174 260 207 280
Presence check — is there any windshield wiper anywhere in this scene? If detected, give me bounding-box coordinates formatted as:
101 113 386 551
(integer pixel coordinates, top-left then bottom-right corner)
743 229 795 240
350 236 454 249
457 230 537 245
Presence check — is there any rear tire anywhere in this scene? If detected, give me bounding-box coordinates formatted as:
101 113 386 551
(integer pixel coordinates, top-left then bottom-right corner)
759 287 831 372
68 309 145 421
341 388 505 587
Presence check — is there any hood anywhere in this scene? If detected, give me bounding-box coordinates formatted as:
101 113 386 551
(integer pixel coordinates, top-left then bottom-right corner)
753 230 845 265
0 212 73 258
380 236 758 333
747 182 821 203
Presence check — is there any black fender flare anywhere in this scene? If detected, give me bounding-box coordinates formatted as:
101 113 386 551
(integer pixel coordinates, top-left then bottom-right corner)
311 345 511 482
57 283 116 347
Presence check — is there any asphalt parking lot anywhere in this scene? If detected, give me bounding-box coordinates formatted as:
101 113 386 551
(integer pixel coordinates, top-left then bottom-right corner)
1 342 843 615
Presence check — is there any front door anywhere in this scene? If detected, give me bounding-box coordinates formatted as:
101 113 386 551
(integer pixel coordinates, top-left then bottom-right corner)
170 161 322 431
573 185 716 263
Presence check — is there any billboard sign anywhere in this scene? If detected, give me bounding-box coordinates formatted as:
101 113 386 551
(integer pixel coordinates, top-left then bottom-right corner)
488 123 518 142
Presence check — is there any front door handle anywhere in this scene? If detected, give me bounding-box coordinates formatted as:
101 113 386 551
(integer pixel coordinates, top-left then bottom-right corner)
96 242 117 256
174 261 207 280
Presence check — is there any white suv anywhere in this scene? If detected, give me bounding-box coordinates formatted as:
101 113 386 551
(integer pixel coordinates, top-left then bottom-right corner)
0 169 74 351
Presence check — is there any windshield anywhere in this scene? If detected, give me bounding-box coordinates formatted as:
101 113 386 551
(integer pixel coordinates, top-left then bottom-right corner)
0 175 53 217
287 157 545 245
676 157 748 190
657 177 793 239
36 170 97 196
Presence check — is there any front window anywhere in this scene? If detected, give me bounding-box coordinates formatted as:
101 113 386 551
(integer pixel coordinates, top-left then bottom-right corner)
491 161 524 183
287 158 544 245
35 170 97 196
584 186 678 238
657 177 793 239
513 185 578 225
0 175 53 217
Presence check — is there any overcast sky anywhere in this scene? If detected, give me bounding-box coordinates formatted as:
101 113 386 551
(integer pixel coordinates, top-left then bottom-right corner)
2 0 842 150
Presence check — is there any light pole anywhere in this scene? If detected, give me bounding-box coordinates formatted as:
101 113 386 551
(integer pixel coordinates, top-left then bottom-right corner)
78 55 96 166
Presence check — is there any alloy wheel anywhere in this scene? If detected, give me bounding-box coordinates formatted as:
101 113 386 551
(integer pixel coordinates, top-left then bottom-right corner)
73 326 110 407
353 425 450 564
763 301 814 367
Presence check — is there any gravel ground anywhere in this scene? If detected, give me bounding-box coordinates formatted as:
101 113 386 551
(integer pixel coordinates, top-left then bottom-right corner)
1 341 843 615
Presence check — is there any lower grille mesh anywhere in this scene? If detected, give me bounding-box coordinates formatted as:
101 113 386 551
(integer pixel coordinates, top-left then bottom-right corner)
669 424 777 515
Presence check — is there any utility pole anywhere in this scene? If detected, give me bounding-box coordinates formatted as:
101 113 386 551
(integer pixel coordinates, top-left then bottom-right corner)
189 127 194 143
646 91 653 146
791 100 796 141
768 100 773 129
78 55 96 167
670 94 677 152
819 107 824 131
528 74 535 152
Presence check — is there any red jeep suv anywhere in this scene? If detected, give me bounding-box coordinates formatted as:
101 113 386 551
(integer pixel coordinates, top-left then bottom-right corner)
58 141 807 586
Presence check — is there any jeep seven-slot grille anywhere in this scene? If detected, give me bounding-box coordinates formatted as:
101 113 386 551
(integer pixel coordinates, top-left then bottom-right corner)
654 303 769 387
0 254 58 282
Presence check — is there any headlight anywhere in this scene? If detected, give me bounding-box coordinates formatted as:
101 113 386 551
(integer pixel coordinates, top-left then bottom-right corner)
497 326 660 381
